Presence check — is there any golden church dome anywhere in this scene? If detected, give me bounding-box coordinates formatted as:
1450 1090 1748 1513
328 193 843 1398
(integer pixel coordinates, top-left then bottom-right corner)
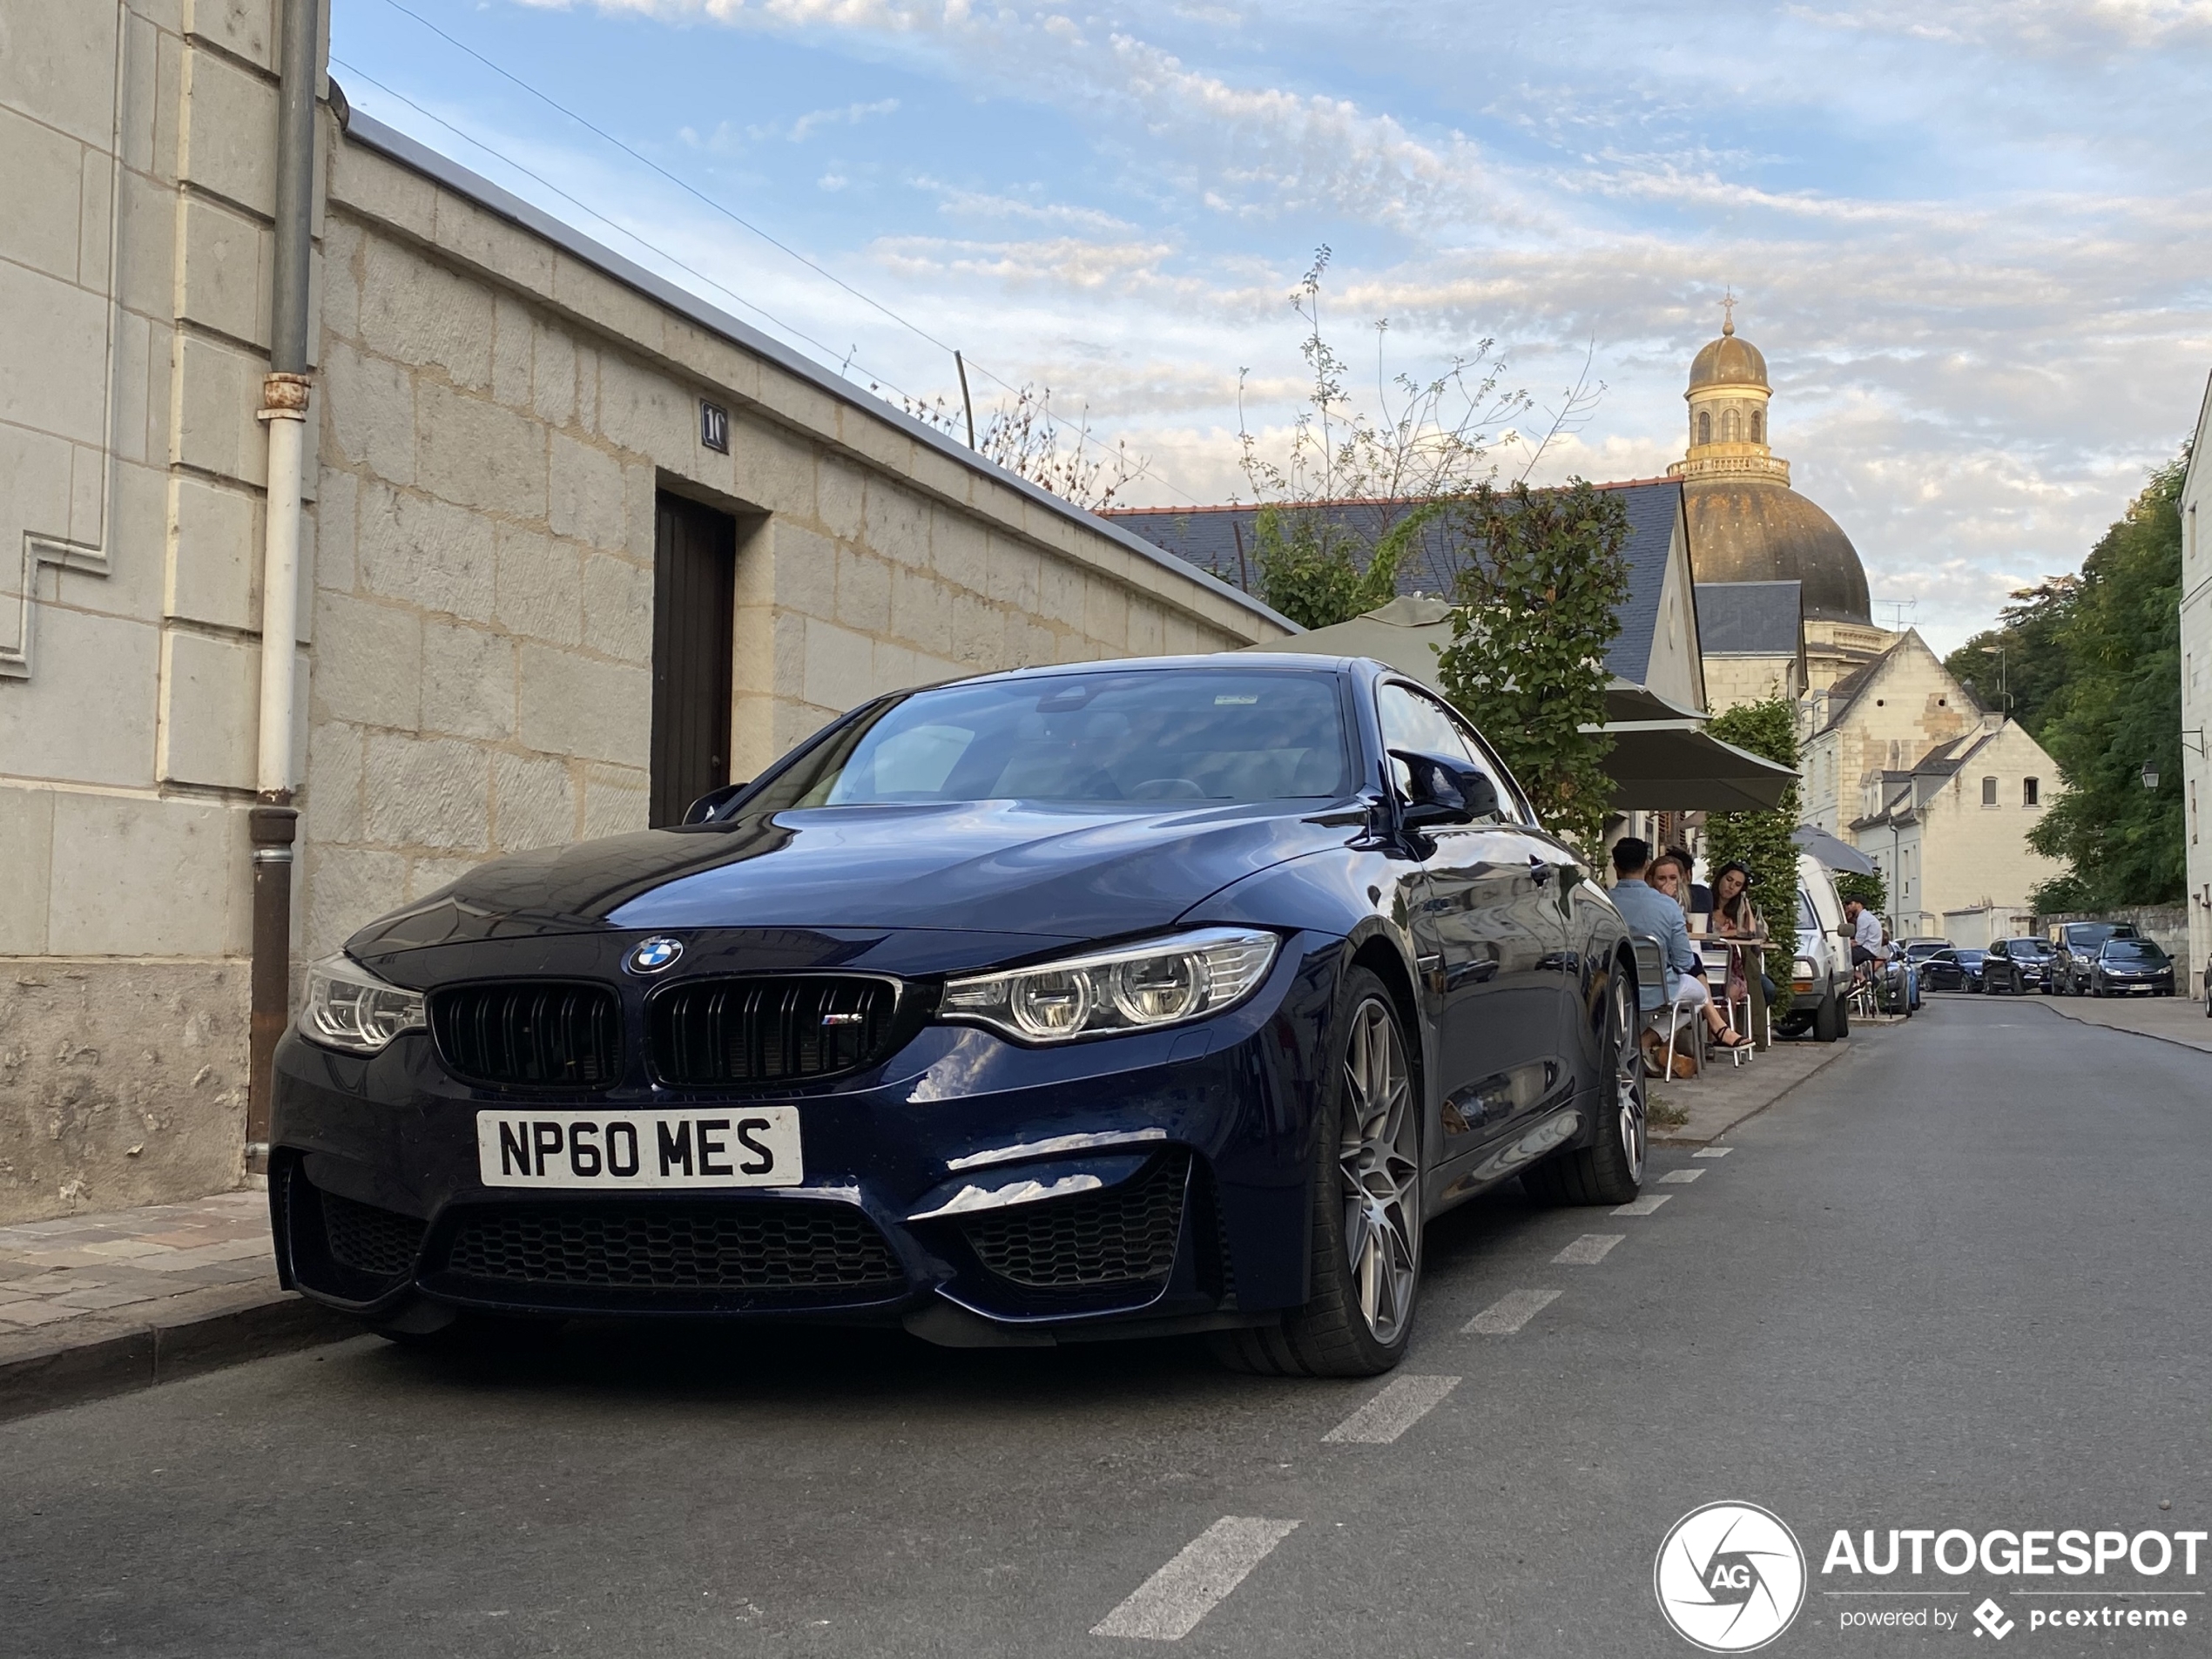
1669 300 1872 625
1687 316 1770 392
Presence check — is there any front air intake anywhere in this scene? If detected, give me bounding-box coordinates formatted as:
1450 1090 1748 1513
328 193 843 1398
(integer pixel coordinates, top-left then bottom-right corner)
430 982 623 1089
648 975 900 1086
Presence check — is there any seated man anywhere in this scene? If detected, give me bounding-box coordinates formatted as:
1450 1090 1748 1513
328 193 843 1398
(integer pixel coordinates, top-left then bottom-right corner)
1844 898 1886 974
1609 837 1748 1054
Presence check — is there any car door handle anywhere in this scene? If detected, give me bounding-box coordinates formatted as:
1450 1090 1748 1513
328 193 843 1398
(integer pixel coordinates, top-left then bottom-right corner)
1528 856 1554 886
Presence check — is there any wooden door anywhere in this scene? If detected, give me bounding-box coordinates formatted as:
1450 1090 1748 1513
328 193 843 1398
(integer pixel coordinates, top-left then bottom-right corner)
650 492 737 827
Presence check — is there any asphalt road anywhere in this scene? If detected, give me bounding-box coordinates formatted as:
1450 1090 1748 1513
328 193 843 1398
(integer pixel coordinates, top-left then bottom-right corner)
4 995 2208 1657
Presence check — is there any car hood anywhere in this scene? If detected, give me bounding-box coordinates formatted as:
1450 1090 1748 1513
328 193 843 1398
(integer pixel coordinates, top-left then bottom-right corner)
345 797 1358 959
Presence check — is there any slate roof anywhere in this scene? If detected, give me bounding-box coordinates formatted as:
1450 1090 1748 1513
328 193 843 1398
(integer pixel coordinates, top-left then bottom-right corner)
1851 731 2000 830
1102 478 1687 686
1695 580 1802 656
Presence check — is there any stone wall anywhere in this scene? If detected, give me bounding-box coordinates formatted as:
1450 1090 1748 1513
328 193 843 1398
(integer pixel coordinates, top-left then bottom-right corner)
300 123 1280 961
0 15 1285 1223
1 0 314 1221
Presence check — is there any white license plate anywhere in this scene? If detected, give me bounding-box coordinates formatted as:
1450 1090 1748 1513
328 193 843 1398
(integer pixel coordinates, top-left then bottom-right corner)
476 1109 803 1190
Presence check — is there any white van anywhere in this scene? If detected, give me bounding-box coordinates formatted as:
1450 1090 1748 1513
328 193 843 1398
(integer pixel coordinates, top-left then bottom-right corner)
1778 852 1853 1042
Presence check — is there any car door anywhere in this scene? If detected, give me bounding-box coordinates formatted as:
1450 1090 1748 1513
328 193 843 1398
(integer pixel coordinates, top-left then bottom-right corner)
1986 939 2011 993
1448 713 1581 1141
1374 680 1565 1163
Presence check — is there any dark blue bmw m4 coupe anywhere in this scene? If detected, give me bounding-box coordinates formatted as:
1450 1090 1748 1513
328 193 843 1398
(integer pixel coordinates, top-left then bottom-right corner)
270 655 1645 1376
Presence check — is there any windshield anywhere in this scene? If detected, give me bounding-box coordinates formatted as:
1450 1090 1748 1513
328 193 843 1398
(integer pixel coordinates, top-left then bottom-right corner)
1797 891 1818 933
2103 941 2168 964
2062 924 2120 948
747 668 1355 810
1904 941 1948 960
2006 938 2050 956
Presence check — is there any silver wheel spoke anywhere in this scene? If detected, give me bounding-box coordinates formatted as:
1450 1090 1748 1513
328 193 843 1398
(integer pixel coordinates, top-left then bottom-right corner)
1338 998 1419 1345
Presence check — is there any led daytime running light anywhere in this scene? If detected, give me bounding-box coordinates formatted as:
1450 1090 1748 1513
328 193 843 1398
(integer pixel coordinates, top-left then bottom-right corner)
941 929 1278 1044
298 953 427 1055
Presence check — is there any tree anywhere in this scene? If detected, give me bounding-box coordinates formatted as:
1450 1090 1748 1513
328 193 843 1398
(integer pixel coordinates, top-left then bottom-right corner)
1233 246 1602 626
1831 870 1887 913
1941 576 2079 735
1433 481 1631 851
903 382 1147 511
2023 455 2188 908
1699 698 1804 1014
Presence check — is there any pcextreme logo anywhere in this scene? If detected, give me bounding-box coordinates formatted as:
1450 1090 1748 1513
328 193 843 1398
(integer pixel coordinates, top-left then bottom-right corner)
1656 1501 1809 1652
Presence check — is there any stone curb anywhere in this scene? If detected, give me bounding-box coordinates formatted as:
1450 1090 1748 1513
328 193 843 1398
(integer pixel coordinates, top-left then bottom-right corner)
0 1278 358 1425
1650 1034 1863 1146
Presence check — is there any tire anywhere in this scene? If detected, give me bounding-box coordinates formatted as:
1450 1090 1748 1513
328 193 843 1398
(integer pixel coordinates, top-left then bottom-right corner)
1812 985 1845 1042
1212 968 1420 1379
1523 960 1646 1208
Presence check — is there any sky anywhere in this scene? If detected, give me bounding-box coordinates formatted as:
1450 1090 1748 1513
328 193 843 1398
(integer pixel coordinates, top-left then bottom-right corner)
332 0 2212 653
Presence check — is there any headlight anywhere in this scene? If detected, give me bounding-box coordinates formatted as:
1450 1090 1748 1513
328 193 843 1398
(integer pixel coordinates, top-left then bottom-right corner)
298 953 426 1055
1792 956 1816 987
941 928 1279 1043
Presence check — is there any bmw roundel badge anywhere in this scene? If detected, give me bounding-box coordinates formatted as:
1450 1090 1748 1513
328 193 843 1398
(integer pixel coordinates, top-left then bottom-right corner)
626 935 684 975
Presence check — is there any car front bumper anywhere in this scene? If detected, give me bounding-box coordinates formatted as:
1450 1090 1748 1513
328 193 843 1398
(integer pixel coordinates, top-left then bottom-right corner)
268 931 1343 1341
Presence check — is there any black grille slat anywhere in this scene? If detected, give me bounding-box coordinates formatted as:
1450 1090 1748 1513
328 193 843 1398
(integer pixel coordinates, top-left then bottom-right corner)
321 1190 428 1279
961 1154 1189 1289
431 981 622 1089
443 1204 903 1291
649 975 899 1086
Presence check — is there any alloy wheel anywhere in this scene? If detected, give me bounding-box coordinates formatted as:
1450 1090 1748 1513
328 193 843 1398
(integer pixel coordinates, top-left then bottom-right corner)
1613 973 1647 1184
1339 996 1420 1345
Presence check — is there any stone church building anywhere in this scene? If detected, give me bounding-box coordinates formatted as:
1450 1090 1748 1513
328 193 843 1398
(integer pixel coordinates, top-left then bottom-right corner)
0 0 1287 1223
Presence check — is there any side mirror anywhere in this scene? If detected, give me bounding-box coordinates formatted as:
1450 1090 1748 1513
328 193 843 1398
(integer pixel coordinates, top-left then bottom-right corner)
1389 749 1498 832
682 781 751 825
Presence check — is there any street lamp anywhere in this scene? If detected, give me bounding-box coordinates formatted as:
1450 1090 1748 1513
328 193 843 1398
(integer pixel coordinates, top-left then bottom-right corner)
1979 644 2011 716
2142 761 2160 792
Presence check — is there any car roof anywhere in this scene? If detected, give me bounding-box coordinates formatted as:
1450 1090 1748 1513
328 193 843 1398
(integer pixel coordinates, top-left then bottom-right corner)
944 652 1370 689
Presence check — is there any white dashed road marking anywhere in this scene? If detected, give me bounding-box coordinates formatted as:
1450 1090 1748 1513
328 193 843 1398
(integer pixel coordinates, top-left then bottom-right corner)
1321 1373 1460 1444
1552 1233 1624 1265
1659 1168 1703 1184
1464 1288 1561 1335
1613 1193 1673 1216
1091 1516 1302 1641
1694 1147 1734 1158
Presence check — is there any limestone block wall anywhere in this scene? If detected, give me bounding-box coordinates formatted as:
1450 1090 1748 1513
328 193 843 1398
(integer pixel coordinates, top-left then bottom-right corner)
1912 723 2063 924
298 122 1284 965
1801 635 1977 839
1 0 324 1221
0 12 1283 1224
2180 383 2210 995
1703 653 1797 714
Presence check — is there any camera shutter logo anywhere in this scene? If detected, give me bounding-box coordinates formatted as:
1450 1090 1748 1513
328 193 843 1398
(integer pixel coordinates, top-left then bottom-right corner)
1654 1502 1807 1652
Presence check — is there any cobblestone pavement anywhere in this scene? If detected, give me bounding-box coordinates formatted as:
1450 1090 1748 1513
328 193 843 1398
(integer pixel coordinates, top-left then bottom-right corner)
0 1191 273 1337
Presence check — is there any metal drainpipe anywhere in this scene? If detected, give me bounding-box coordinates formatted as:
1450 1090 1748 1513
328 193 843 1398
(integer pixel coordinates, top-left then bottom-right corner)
245 0 321 1171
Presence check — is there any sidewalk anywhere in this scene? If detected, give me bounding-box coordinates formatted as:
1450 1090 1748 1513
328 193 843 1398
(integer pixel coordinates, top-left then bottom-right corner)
0 1190 354 1422
2026 992 2212 1055
1649 1026 1873 1145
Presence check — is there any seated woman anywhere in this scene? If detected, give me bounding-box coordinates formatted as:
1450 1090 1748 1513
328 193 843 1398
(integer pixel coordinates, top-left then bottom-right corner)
1645 854 1749 1050
1709 860 1777 1012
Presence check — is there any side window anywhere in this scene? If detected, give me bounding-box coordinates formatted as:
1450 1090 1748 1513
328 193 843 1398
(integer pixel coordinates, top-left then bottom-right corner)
1453 718 1537 826
1990 941 2007 960
1376 680 1480 794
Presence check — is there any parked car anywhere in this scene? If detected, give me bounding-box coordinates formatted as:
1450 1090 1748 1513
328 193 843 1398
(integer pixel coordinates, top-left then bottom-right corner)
1982 935 2057 995
2048 921 2140 995
2087 938 2176 996
1920 948 1986 992
1778 853 1852 1042
268 654 1650 1379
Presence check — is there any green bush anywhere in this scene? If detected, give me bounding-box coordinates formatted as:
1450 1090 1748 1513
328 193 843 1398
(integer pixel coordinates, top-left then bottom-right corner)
1701 697 1802 1016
